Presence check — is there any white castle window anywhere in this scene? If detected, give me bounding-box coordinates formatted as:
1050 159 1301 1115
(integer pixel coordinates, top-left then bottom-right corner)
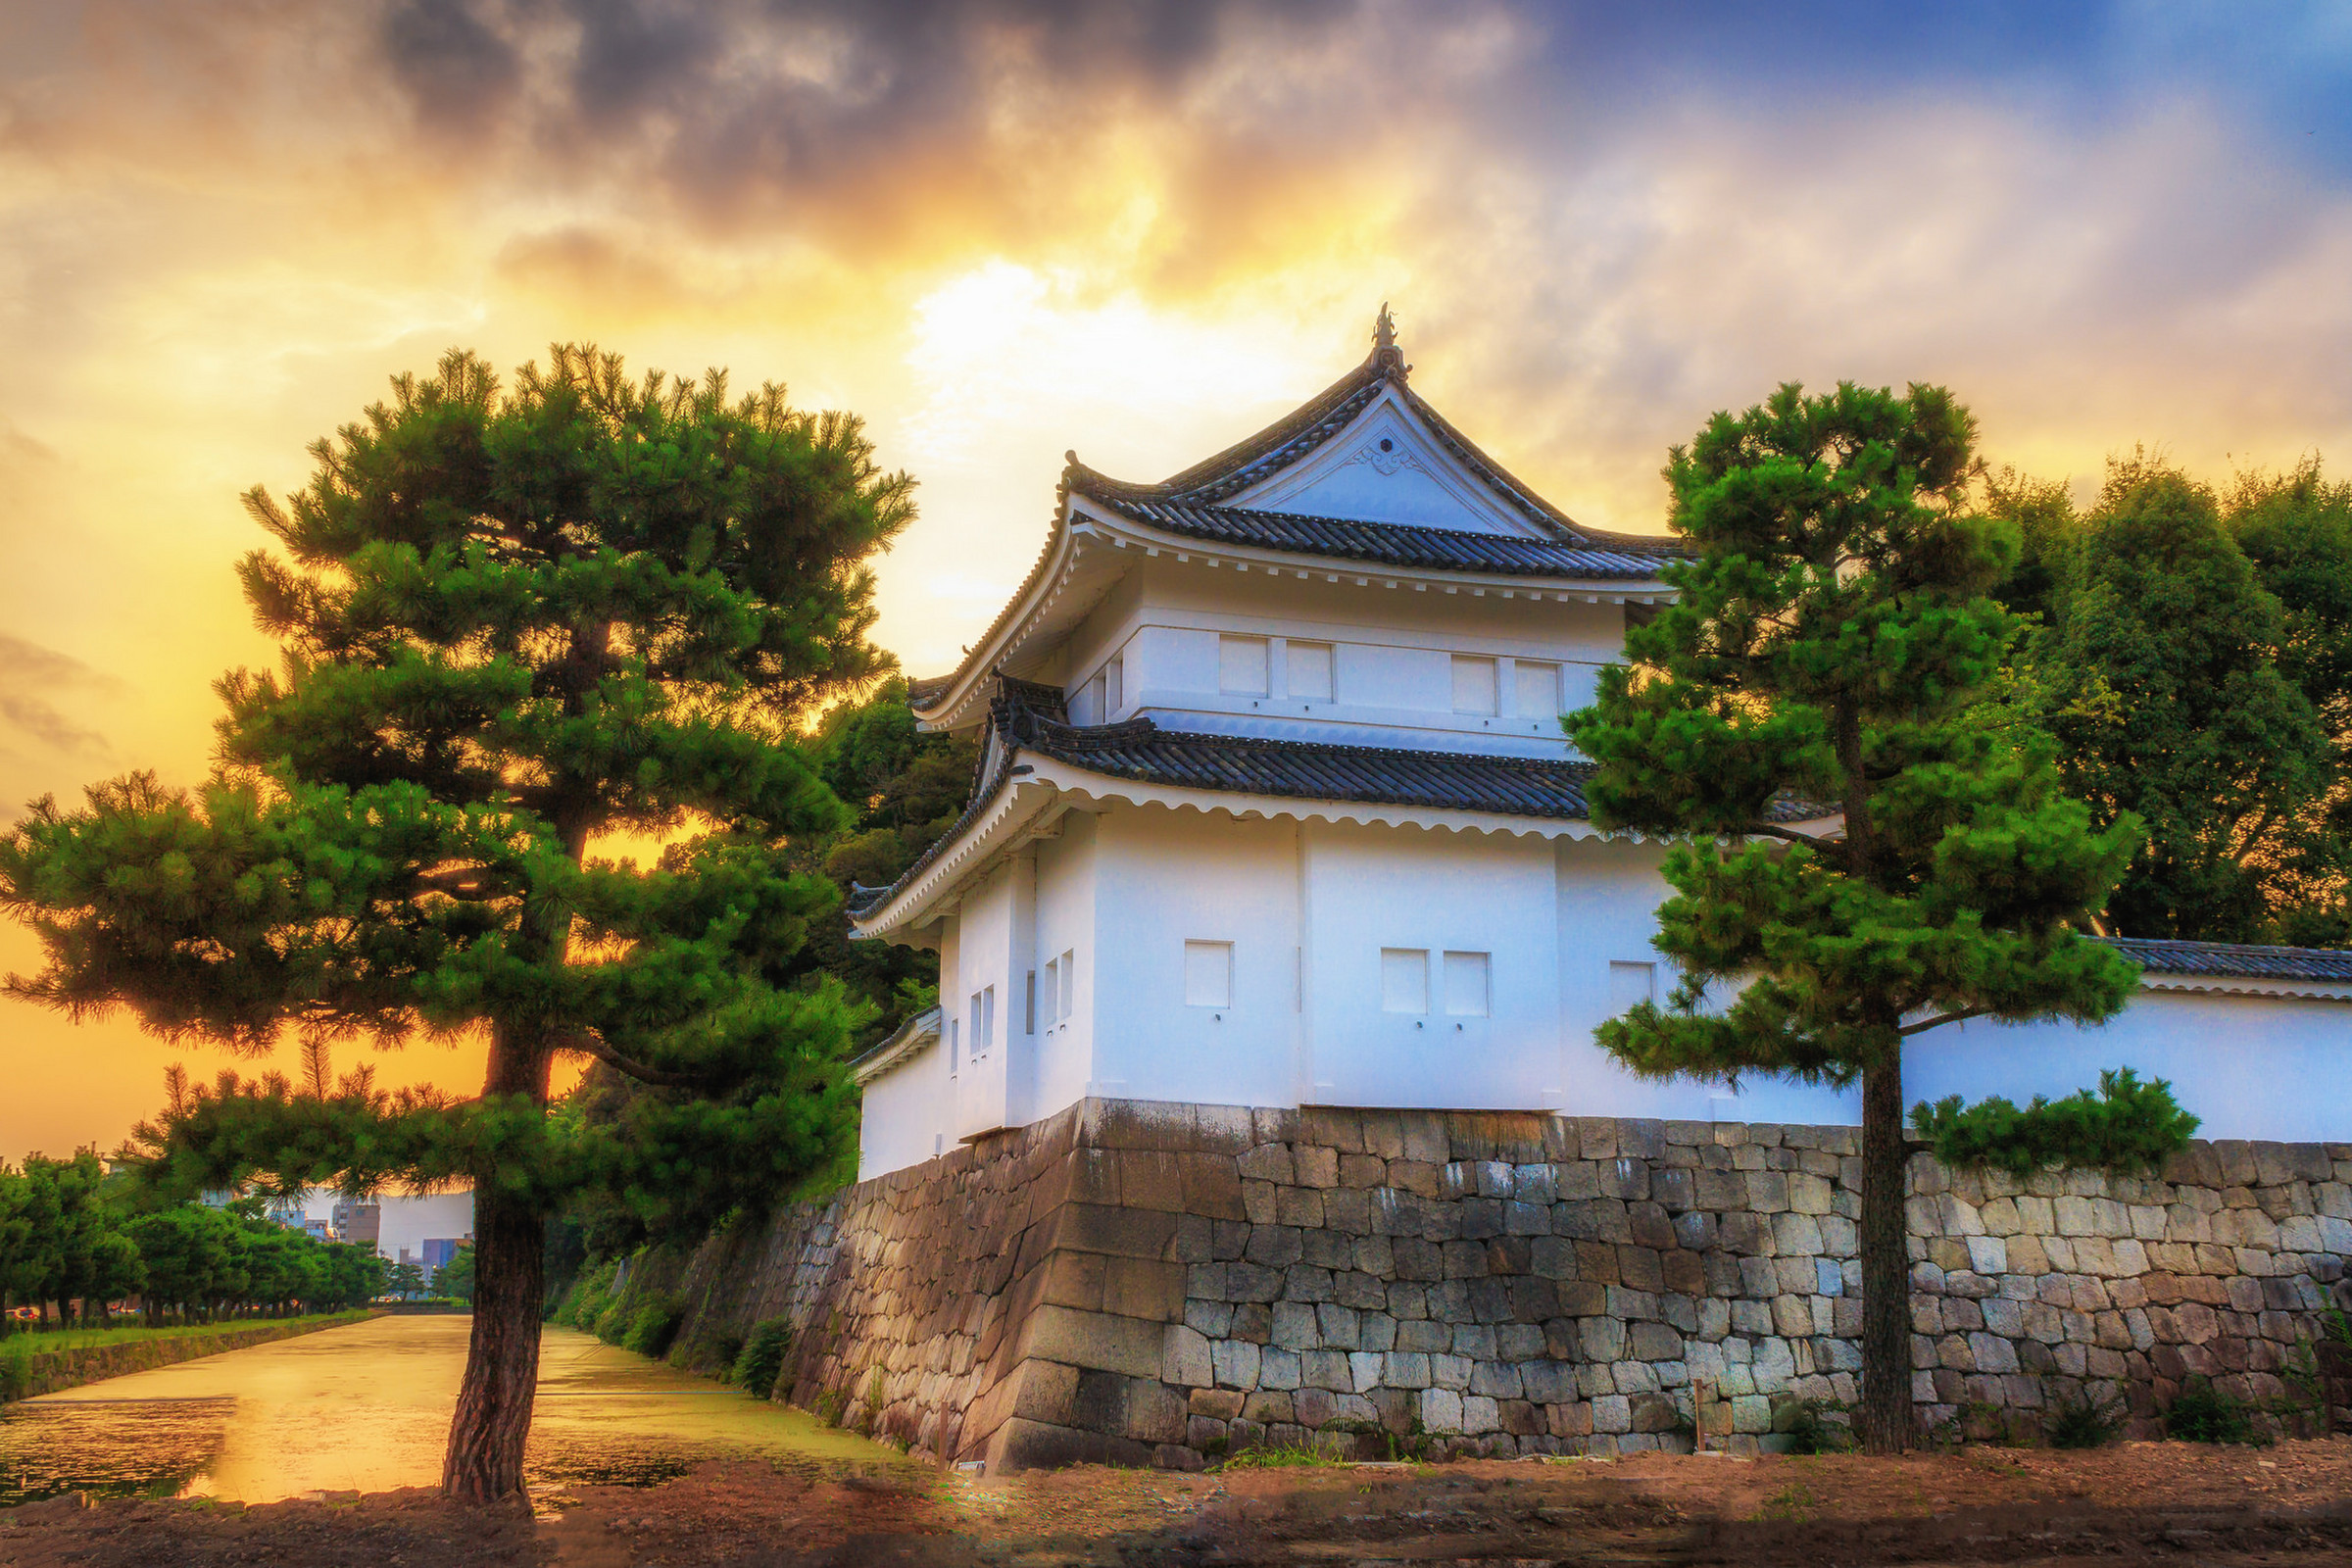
1288 641 1335 702
1219 635 1270 696
1444 952 1491 1017
1451 655 1497 715
1515 660 1562 716
1184 941 1233 1008
1381 948 1429 1013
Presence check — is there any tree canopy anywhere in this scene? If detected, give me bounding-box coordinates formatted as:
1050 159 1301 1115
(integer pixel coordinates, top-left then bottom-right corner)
1566 380 2142 1451
0 345 913 1499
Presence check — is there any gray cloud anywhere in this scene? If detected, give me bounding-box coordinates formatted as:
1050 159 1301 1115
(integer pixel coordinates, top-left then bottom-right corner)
0 635 117 760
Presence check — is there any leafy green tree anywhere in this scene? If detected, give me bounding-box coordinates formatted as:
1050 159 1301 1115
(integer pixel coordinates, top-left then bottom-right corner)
385 1259 427 1299
2 346 910 1498
2049 460 2338 942
1565 381 2142 1451
0 1163 32 1332
433 1243 476 1302
127 1204 237 1324
17 1152 141 1326
2228 461 2352 944
318 1241 387 1308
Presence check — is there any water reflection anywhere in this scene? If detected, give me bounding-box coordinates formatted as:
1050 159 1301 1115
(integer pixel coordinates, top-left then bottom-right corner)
0 1316 910 1505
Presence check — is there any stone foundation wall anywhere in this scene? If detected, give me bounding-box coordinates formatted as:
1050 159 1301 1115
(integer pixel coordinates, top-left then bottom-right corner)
662 1100 2352 1468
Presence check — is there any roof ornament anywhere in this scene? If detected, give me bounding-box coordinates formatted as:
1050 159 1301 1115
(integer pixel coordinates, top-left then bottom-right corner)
1371 303 1409 380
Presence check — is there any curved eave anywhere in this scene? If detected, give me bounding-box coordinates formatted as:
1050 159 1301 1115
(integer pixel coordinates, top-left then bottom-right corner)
908 500 1678 735
850 750 1836 942
851 1006 944 1086
2135 974 2352 1004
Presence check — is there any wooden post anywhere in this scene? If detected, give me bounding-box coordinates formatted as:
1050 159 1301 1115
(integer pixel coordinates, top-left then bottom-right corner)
1693 1377 1709 1452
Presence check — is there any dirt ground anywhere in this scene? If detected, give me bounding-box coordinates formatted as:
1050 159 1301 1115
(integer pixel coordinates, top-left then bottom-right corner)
8 1438 2352 1567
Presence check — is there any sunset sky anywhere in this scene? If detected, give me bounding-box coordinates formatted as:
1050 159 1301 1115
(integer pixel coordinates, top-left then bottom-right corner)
4 1 2350 1160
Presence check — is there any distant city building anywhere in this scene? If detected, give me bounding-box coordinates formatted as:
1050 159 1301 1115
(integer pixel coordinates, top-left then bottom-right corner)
331 1200 381 1248
418 1237 466 1272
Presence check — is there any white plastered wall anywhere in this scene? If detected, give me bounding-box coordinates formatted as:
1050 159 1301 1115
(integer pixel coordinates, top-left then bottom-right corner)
1300 819 1561 1110
1026 811 1102 1122
1052 555 1628 757
858 1041 949 1179
1908 990 2352 1142
1088 805 1303 1109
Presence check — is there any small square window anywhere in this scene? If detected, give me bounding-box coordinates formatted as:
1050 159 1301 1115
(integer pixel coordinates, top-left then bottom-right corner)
1608 960 1656 1011
1514 661 1561 717
1451 655 1497 715
1288 641 1335 702
1184 940 1233 1007
1444 951 1491 1017
1380 948 1429 1014
1219 635 1270 696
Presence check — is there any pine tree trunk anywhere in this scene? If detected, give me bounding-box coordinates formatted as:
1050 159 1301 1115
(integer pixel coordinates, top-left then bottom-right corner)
1858 1054 1914 1453
440 1187 546 1502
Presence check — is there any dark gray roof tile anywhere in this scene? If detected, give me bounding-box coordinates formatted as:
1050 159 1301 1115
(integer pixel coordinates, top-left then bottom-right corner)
2099 936 2352 985
1087 493 1679 580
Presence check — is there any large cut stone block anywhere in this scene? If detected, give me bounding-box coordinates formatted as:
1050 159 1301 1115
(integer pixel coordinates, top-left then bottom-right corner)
1017 1306 1167 1380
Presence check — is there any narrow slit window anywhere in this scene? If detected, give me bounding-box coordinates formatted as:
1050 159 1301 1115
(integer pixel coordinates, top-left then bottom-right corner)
1451 655 1497 715
1184 940 1234 1007
1514 661 1562 717
1287 641 1335 702
1444 951 1491 1017
1042 956 1060 1023
1380 948 1430 1014
1106 657 1124 713
1058 950 1075 1021
1218 635 1270 696
1025 969 1037 1034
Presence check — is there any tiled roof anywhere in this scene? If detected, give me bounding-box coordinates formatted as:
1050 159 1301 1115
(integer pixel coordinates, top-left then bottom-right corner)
1064 340 1689 557
2100 937 2352 985
851 678 1820 924
1006 710 1601 819
1086 493 1679 580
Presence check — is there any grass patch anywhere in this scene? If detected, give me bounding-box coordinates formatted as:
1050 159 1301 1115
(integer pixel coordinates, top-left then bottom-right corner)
0 1312 363 1355
1221 1440 1348 1471
1754 1482 1817 1523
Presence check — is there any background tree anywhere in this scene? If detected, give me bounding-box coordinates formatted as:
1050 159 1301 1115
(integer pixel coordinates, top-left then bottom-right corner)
1565 381 2142 1452
2228 460 2352 945
16 1152 141 1326
384 1259 427 1300
433 1243 476 1302
1 346 911 1498
2047 460 2341 942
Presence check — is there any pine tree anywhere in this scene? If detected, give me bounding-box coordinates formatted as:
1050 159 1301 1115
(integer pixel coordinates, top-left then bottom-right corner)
1565 381 2142 1452
0 346 911 1498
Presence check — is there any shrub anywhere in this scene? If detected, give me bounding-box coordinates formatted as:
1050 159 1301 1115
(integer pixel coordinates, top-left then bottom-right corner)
813 1388 846 1427
2046 1384 2129 1448
623 1298 685 1359
592 1298 631 1346
1779 1397 1854 1454
673 1327 745 1378
731 1318 794 1399
1910 1068 2198 1178
559 1260 618 1332
2166 1376 2262 1445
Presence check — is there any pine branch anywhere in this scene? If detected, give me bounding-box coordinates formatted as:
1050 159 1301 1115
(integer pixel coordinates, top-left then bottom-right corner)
554 1030 719 1090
